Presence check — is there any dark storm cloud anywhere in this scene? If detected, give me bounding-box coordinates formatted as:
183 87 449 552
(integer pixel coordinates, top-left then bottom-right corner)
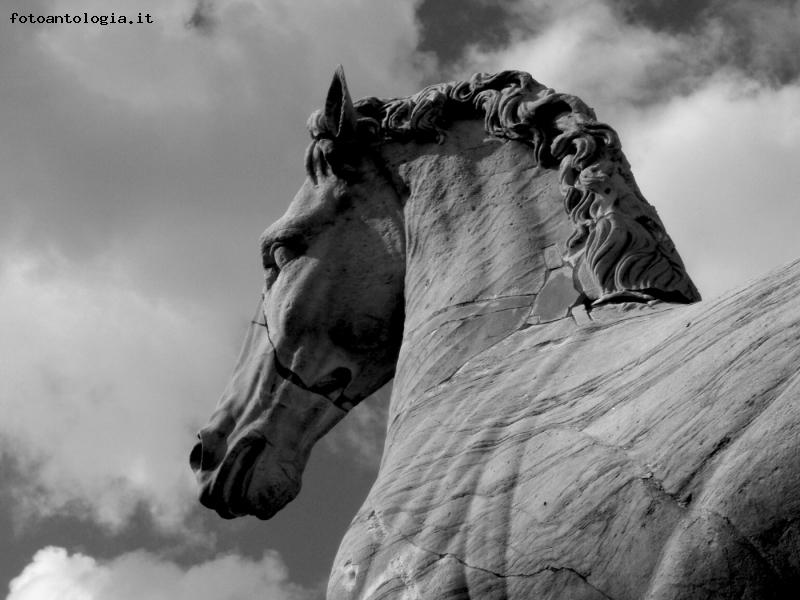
705 0 800 86
416 0 517 65
186 0 216 34
617 0 800 86
613 0 714 32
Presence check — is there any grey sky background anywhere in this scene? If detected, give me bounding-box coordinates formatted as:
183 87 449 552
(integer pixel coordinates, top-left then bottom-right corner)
2 0 799 598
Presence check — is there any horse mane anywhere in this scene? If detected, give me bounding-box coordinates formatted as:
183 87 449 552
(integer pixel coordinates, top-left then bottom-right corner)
306 71 700 305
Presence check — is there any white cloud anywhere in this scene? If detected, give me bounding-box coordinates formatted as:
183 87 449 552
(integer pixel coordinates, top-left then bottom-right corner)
623 77 800 298
7 546 318 600
0 253 234 532
460 1 688 109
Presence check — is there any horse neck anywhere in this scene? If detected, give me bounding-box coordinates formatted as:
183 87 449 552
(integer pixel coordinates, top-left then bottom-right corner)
381 121 577 414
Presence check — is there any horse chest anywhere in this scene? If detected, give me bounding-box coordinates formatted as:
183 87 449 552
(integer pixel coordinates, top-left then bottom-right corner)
330 405 685 599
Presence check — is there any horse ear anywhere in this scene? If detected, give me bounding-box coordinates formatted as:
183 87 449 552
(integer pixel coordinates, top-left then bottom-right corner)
324 65 358 141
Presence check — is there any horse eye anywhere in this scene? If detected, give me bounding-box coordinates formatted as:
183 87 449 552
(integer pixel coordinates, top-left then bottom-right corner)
270 243 297 270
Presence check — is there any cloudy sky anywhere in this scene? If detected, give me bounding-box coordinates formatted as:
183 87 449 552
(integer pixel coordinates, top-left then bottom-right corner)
2 0 799 598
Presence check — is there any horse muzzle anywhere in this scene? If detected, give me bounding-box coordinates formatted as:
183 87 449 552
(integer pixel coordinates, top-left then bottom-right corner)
191 429 302 520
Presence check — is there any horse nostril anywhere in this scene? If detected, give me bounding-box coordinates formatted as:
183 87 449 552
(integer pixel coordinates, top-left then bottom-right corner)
189 439 204 472
189 429 228 472
331 367 352 389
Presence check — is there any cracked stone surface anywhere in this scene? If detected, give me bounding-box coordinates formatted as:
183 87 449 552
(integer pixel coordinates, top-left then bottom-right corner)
322 96 800 596
193 70 800 599
332 260 800 599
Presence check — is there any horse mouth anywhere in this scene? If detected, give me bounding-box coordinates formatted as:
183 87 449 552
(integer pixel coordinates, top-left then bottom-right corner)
198 433 267 519
197 432 302 520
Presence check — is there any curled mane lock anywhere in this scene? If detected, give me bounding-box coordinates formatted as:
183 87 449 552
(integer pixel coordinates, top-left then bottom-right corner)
305 70 700 304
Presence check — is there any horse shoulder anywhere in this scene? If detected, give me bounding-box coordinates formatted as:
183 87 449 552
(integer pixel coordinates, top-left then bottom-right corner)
644 260 800 597
331 259 800 599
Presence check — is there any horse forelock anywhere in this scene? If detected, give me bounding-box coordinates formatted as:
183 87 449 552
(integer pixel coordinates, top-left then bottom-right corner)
302 70 701 304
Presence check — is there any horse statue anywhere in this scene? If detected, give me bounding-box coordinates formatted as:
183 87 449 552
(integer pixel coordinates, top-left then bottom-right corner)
191 67 800 599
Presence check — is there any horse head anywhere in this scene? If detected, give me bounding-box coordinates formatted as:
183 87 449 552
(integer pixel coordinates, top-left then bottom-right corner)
190 67 405 519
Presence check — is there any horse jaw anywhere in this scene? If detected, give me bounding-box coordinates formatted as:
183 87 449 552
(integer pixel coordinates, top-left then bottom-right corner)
193 314 349 520
197 399 339 520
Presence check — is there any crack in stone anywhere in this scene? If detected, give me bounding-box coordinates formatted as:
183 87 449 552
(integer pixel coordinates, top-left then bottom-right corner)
369 503 616 599
412 540 615 599
420 324 526 395
366 506 425 600
407 294 539 335
418 300 683 400
433 304 535 331
566 426 692 510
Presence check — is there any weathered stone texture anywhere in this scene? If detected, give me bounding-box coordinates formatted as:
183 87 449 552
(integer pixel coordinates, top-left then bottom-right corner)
192 69 800 599
332 260 800 598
